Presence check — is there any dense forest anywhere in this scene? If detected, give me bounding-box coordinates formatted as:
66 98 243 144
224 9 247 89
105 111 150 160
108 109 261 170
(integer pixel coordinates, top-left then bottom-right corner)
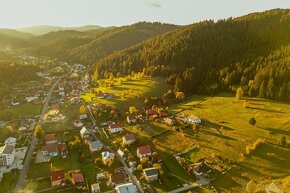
0 52 41 101
93 9 290 100
31 22 178 64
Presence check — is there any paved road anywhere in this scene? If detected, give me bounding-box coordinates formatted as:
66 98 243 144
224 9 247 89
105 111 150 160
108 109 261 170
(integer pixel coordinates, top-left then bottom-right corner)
86 105 144 193
14 77 64 193
167 184 198 193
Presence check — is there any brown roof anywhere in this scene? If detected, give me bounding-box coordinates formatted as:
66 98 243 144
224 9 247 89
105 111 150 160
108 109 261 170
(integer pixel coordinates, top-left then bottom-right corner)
41 143 58 153
58 143 68 152
146 109 156 115
51 170 65 181
44 134 57 142
137 145 152 155
72 173 84 183
2 145 14 154
124 134 135 141
110 172 126 184
109 124 122 129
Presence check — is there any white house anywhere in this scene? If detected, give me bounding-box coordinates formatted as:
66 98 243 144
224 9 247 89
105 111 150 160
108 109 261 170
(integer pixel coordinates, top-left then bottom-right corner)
143 168 159 182
117 149 125 159
80 127 90 138
187 115 202 124
91 183 101 193
4 137 17 146
0 145 16 166
122 134 136 145
108 124 123 134
101 151 115 165
73 119 83 128
79 114 88 120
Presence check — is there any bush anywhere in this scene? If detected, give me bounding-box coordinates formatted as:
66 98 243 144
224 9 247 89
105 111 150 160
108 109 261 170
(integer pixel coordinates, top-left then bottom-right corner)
245 138 265 155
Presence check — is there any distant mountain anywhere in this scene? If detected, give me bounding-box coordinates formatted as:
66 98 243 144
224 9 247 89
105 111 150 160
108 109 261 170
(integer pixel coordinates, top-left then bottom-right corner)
93 9 290 100
18 25 103 36
31 22 179 65
0 29 34 50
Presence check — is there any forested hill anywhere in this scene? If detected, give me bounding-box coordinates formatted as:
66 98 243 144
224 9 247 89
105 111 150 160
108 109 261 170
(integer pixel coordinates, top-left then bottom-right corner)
0 29 34 50
31 22 179 65
93 9 290 100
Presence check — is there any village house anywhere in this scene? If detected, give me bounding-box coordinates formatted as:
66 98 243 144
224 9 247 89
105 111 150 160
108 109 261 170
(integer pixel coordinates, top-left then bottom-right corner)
0 145 16 166
143 168 159 182
265 182 283 193
79 114 88 120
122 134 136 145
51 170 66 187
73 119 83 128
101 151 115 165
137 145 152 158
187 115 202 124
163 117 175 125
127 115 137 124
115 183 138 193
108 124 123 133
72 172 85 186
95 103 107 111
117 149 126 159
4 137 17 146
137 145 152 159
190 162 212 178
44 134 58 144
80 127 90 139
91 183 101 193
109 171 126 186
41 143 68 157
89 140 103 152
18 116 34 131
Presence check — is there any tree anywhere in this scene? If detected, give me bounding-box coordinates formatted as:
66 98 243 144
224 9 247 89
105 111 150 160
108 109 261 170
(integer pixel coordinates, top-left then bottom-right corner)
174 76 182 92
175 92 186 100
258 80 266 98
129 106 138 114
79 105 86 115
137 164 143 171
193 124 200 132
243 100 250 108
140 157 150 167
34 125 44 139
280 136 287 146
246 180 257 193
69 136 82 151
236 87 243 100
249 117 256 126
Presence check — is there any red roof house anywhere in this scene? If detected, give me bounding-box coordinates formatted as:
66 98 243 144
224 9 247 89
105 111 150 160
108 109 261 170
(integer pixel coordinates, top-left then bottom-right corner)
51 170 66 187
137 145 152 158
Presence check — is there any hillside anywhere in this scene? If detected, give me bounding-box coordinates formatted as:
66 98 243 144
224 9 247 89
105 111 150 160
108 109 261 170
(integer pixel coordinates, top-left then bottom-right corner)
32 22 179 65
18 25 103 35
0 29 34 50
93 9 290 100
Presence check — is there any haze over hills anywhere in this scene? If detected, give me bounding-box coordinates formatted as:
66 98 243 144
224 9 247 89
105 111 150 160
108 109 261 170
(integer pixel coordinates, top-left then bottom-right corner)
31 22 179 65
17 25 103 35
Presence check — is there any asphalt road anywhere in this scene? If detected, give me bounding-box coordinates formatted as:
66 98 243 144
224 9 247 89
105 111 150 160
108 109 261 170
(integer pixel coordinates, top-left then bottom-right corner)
86 105 144 193
14 77 64 193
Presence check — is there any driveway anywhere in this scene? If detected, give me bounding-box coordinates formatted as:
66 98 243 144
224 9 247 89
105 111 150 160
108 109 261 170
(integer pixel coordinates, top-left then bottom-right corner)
35 149 51 163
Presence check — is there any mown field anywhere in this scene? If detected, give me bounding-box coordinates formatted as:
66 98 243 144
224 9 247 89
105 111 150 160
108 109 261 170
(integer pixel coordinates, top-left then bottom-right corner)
81 77 171 112
167 94 290 192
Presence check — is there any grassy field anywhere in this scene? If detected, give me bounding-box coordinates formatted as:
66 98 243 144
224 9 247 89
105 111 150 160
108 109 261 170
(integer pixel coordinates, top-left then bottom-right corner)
167 94 290 192
0 171 19 193
8 103 42 116
82 77 171 112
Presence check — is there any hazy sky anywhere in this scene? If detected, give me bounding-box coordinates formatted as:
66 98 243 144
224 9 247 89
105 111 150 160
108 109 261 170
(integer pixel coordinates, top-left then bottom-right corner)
0 0 289 28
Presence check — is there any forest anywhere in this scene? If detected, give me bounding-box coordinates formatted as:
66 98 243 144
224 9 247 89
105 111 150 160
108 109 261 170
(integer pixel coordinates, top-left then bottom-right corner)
92 9 290 100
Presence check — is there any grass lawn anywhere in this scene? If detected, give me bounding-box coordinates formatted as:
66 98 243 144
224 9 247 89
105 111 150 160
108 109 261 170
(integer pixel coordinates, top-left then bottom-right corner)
27 161 51 179
8 103 42 116
0 171 19 193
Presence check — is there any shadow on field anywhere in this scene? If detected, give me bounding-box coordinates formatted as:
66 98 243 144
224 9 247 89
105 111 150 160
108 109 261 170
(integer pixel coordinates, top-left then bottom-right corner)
253 143 290 170
247 106 285 114
202 130 237 141
263 128 290 136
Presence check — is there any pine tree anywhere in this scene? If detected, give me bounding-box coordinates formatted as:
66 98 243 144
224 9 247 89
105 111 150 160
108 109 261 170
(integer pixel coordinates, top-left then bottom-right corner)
258 80 266 98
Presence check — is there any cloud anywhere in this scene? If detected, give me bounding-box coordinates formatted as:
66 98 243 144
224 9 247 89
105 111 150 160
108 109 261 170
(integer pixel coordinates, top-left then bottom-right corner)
143 0 162 8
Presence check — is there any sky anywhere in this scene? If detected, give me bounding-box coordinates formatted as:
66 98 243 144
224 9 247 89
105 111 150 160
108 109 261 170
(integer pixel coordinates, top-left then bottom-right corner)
0 0 289 28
